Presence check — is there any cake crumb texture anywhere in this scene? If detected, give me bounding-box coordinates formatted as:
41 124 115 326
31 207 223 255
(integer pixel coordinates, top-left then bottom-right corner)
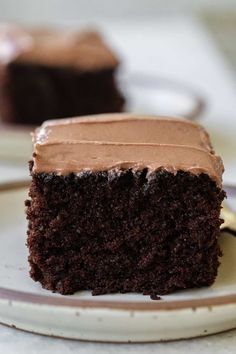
26 168 225 295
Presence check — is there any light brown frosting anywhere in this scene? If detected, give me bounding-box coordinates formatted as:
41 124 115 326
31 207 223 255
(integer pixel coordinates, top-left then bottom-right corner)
32 114 224 186
0 24 119 70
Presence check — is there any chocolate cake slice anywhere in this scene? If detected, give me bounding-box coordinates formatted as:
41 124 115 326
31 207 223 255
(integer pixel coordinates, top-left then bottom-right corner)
0 25 124 125
26 114 225 296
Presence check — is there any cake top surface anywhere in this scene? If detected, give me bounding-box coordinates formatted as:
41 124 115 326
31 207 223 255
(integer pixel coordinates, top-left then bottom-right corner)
32 114 224 186
0 24 119 70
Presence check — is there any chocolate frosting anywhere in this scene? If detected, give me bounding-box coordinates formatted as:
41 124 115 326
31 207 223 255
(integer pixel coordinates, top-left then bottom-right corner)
32 114 224 186
0 24 119 70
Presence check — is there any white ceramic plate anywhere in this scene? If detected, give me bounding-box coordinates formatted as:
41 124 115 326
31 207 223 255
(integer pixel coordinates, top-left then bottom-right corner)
0 74 204 162
0 183 235 343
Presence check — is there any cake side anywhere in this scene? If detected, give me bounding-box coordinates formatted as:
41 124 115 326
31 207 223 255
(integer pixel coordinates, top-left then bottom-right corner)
26 168 225 295
0 64 124 124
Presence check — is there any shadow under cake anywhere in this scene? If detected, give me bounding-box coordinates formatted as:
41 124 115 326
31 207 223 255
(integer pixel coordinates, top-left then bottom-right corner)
26 114 225 296
0 26 124 125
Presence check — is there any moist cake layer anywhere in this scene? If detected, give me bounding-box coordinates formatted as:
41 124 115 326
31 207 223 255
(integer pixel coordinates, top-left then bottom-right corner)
32 114 224 186
0 25 118 70
26 169 225 296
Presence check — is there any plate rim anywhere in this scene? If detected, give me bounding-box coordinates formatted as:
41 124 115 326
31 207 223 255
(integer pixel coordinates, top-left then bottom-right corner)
0 286 236 311
0 180 236 312
121 72 206 120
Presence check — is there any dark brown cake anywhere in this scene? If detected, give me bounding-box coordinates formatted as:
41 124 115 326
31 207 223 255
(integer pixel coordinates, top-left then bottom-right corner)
26 114 225 296
0 26 124 125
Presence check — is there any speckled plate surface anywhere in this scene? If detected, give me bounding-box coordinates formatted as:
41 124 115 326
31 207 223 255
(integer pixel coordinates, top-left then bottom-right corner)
0 182 235 342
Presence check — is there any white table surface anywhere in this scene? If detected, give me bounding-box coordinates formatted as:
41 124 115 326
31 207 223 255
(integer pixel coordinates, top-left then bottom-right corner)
0 17 236 353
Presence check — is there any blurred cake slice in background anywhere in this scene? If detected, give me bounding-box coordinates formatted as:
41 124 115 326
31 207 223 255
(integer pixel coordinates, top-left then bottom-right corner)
0 24 124 125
